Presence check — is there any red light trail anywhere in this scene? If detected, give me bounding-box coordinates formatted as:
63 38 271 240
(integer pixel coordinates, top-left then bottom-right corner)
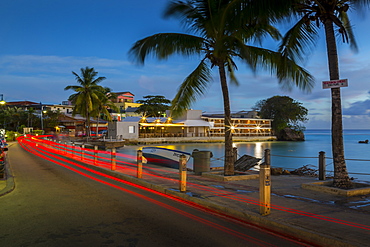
17 135 297 247
17 135 370 244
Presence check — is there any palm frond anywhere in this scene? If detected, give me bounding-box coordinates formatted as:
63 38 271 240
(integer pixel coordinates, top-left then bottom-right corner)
238 45 314 91
279 17 319 63
171 59 212 117
129 33 205 64
339 11 358 52
226 56 239 86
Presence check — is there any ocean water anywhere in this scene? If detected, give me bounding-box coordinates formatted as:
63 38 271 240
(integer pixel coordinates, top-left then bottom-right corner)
119 129 370 182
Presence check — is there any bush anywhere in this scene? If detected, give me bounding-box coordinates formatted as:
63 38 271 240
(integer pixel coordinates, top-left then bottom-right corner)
5 131 22 141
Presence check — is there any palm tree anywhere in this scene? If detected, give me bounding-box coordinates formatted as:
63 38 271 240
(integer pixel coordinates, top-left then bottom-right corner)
65 67 106 137
129 0 314 176
251 0 369 188
91 87 119 135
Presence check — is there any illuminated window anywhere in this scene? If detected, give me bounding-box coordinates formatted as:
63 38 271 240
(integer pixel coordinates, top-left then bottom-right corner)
129 126 135 133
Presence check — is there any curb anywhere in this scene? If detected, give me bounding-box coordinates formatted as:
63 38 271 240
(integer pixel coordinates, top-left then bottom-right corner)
0 159 15 197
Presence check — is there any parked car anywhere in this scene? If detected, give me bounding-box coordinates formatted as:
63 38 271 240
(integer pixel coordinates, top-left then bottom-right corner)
0 137 8 151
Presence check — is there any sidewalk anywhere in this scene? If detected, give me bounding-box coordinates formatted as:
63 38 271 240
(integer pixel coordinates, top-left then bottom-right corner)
2 145 370 247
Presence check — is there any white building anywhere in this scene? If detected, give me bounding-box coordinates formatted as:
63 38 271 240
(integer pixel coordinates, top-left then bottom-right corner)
107 110 273 142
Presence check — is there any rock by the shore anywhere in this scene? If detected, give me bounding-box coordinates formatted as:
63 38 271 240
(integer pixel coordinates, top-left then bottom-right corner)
277 128 305 141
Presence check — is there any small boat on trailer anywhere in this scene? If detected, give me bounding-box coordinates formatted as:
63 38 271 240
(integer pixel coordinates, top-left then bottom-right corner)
142 146 191 169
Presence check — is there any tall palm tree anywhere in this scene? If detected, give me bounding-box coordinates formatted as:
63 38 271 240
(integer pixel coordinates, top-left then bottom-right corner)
65 67 106 137
250 0 369 188
129 0 314 176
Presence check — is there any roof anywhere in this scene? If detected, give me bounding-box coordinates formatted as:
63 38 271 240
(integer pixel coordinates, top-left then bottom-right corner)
175 120 212 127
61 114 108 123
112 92 134 96
6 101 40 106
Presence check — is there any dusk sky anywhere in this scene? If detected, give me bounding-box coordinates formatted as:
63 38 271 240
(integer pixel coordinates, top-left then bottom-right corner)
1 0 370 129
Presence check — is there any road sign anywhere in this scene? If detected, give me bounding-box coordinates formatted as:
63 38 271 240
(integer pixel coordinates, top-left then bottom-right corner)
322 79 348 89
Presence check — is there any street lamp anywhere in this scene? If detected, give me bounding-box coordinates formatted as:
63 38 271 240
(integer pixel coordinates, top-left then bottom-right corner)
0 94 5 105
0 94 6 129
40 103 47 133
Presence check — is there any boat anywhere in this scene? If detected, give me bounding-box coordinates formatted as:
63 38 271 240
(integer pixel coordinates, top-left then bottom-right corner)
142 146 191 169
358 140 369 144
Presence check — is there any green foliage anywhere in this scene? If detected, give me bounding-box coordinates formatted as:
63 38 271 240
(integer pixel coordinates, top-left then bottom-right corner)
129 0 314 118
254 96 308 134
5 130 22 141
135 95 171 117
42 110 64 129
65 67 107 136
0 106 43 131
129 0 314 175
32 130 44 135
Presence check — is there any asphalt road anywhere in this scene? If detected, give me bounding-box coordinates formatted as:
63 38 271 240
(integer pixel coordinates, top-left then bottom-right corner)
0 143 309 247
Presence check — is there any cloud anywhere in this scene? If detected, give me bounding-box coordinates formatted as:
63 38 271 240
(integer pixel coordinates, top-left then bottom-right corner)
343 99 370 115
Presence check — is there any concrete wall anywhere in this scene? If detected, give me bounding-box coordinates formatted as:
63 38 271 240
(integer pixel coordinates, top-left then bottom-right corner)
108 122 139 139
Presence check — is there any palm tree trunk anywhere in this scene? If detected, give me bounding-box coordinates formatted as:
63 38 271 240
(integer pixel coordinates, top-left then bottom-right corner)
96 110 101 137
86 104 90 137
218 65 234 176
324 19 351 188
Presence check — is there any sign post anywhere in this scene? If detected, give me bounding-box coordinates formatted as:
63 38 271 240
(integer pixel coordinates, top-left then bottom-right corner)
322 79 348 89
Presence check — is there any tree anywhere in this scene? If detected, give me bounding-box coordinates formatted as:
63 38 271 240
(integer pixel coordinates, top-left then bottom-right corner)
254 96 308 135
42 109 64 131
91 87 119 134
135 95 171 117
249 0 369 188
3 107 24 131
65 67 106 137
129 0 314 176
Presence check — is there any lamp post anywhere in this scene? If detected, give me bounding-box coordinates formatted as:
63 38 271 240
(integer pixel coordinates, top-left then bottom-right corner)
40 103 46 133
0 94 6 129
40 103 43 131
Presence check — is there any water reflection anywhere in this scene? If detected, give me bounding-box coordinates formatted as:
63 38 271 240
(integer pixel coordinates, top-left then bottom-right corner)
117 130 370 181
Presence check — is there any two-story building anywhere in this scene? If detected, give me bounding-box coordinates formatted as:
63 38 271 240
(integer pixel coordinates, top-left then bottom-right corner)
109 92 142 121
107 110 274 143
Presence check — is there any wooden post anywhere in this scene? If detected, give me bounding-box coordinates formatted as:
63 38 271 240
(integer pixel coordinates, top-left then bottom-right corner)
179 154 187 192
319 151 326 180
111 147 116 171
72 143 75 158
260 149 271 216
81 144 85 160
137 150 143 178
94 145 98 165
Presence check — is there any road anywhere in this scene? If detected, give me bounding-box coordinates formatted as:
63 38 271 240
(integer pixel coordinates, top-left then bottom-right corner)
0 143 310 246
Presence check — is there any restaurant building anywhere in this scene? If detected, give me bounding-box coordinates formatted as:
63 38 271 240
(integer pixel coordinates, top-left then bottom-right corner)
107 110 274 143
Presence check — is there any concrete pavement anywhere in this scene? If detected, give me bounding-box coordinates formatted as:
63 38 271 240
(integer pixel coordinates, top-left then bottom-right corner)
2 143 370 247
